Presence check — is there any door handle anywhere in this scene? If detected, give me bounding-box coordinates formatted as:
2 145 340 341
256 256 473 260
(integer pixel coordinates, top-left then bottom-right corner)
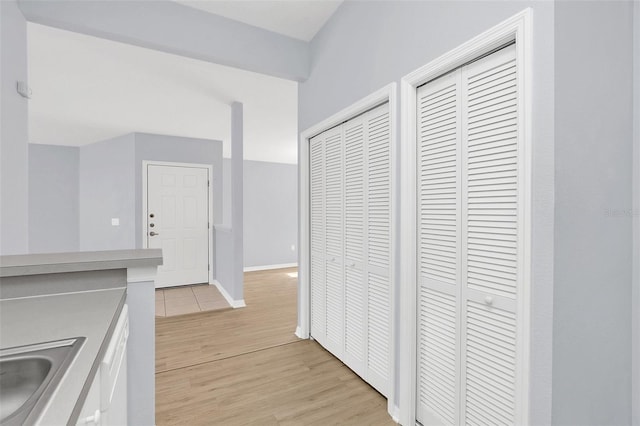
149 231 159 236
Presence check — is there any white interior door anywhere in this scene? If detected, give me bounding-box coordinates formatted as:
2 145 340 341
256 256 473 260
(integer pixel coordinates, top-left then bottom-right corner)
416 43 522 425
146 164 209 288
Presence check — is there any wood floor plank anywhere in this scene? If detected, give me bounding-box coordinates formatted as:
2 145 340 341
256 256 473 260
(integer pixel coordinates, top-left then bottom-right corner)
155 268 395 425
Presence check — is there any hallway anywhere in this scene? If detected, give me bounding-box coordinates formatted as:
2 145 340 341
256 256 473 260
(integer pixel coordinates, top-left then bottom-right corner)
155 268 394 425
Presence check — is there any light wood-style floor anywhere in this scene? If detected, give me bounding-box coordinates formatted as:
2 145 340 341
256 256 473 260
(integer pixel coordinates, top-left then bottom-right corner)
155 268 395 425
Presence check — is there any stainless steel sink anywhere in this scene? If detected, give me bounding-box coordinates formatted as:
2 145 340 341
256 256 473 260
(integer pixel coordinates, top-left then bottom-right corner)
0 337 85 426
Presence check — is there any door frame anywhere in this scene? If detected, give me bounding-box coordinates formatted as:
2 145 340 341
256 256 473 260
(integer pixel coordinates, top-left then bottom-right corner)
399 9 532 426
141 160 215 286
297 82 398 419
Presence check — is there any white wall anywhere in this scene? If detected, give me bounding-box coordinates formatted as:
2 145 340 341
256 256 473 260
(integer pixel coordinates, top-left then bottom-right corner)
0 1 29 255
298 2 555 421
29 144 79 253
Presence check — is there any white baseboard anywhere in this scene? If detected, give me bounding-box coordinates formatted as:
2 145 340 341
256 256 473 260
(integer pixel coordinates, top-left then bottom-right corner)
243 263 298 272
211 280 245 309
295 326 304 339
390 404 400 424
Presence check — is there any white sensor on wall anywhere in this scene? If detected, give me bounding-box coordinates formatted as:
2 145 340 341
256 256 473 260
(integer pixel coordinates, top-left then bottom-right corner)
111 218 120 226
16 81 32 99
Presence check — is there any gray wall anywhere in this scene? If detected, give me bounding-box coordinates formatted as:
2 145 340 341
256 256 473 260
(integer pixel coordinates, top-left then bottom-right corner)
553 1 634 425
18 0 309 81
0 0 29 255
242 159 297 268
79 134 136 251
633 1 640 423
78 132 223 277
28 144 79 253
299 1 556 422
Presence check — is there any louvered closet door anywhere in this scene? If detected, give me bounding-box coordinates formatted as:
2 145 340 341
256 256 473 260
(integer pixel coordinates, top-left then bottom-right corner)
461 44 519 426
308 102 392 400
343 114 367 377
416 71 462 426
310 133 326 345
323 125 345 356
364 103 392 396
416 43 521 426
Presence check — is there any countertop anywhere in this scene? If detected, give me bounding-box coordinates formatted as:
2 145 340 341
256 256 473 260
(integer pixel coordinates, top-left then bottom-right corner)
0 249 163 278
0 288 126 425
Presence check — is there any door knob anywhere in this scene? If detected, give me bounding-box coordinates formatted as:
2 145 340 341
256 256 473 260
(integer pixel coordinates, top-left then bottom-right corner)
150 231 159 236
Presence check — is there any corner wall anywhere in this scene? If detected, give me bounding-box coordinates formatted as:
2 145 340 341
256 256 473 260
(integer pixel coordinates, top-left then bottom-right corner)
0 0 29 254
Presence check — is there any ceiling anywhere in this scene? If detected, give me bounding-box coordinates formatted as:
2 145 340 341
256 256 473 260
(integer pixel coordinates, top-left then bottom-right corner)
175 0 343 41
27 23 298 164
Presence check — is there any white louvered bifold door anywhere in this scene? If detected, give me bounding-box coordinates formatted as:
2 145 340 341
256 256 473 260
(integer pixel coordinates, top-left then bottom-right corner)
364 103 392 396
308 102 392 400
461 44 519 426
416 43 522 426
310 133 326 345
416 70 462 426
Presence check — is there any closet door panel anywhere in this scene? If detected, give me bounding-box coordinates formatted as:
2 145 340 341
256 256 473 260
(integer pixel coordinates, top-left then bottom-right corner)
365 103 391 397
343 116 366 372
309 135 326 344
323 126 345 354
462 44 518 425
416 71 461 425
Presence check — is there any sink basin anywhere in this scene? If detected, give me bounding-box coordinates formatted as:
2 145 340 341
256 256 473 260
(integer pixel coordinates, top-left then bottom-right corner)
0 337 85 426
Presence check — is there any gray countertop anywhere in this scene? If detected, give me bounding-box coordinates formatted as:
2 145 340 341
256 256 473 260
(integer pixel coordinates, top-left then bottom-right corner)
0 249 162 278
0 288 126 425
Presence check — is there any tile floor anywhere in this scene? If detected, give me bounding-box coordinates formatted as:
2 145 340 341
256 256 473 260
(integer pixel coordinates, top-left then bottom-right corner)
155 284 231 317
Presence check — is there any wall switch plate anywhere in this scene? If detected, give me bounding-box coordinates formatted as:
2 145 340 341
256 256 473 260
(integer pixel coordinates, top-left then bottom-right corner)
291 244 296 251
111 218 120 226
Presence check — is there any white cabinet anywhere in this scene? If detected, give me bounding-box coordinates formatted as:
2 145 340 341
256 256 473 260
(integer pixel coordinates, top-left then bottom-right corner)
309 102 392 397
77 305 129 426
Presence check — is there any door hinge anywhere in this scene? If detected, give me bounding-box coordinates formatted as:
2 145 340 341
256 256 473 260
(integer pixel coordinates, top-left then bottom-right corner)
208 180 210 187
208 264 210 271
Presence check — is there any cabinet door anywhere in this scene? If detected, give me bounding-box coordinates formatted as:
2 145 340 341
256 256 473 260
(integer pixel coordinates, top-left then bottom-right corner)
416 70 462 426
310 133 327 345
76 373 102 425
461 43 519 426
364 103 392 396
